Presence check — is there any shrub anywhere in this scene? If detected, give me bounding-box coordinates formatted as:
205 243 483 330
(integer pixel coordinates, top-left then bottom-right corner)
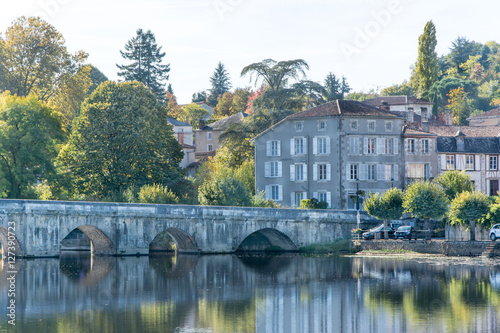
138 184 178 204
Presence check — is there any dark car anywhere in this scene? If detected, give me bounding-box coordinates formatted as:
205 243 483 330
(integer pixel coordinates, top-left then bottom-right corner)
395 226 416 240
362 224 395 240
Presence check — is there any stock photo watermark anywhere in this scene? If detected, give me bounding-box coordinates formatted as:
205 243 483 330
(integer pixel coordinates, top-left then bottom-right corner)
340 0 403 62
213 0 243 21
2 217 17 326
33 0 73 21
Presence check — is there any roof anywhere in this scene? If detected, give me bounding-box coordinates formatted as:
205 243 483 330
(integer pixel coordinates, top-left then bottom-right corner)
437 137 500 154
167 117 191 127
199 112 248 131
288 99 399 119
429 125 500 137
403 126 437 137
467 107 500 120
363 96 432 107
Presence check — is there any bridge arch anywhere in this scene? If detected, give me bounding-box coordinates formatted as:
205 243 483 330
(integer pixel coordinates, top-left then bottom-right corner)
60 225 114 255
0 226 22 257
149 228 198 254
236 228 298 252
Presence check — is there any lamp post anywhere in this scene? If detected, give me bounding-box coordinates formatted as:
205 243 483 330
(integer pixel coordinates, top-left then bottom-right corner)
356 177 360 230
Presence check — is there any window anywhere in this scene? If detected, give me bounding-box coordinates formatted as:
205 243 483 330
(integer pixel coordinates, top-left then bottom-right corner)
265 161 282 178
207 132 213 140
318 192 328 205
368 121 376 131
350 137 359 154
385 138 393 154
422 139 429 154
466 155 475 170
317 137 327 154
408 163 430 180
348 193 364 210
446 155 455 170
350 120 358 131
293 137 305 155
490 156 498 170
348 164 358 180
266 140 281 157
265 185 282 201
296 164 304 181
270 161 280 177
295 122 303 132
407 139 415 154
207 144 213 151
318 164 327 181
367 138 376 154
367 164 376 180
318 120 326 131
385 121 393 132
295 192 305 207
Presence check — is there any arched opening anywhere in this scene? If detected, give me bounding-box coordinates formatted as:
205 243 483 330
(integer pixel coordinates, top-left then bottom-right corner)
149 253 199 278
149 228 198 254
236 228 298 252
0 226 23 257
60 225 114 255
59 252 115 286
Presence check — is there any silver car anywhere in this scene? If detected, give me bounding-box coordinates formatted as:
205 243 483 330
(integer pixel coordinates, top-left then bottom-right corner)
490 224 500 241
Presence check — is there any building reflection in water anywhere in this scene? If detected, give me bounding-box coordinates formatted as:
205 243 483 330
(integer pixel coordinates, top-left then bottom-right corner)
0 254 499 332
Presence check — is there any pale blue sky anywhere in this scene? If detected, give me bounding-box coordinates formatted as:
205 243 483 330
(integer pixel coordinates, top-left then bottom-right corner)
1 0 499 104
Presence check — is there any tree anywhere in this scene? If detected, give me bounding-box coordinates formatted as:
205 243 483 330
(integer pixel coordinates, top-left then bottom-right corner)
0 93 63 198
213 92 234 118
165 91 183 120
415 21 439 96
0 16 87 101
380 81 413 96
192 91 207 103
403 181 449 239
434 170 474 201
450 191 490 241
241 58 309 91
198 177 251 207
179 103 210 128
323 73 351 101
447 87 472 125
446 37 482 74
364 188 405 239
210 62 232 97
88 65 109 93
116 29 170 102
58 81 183 199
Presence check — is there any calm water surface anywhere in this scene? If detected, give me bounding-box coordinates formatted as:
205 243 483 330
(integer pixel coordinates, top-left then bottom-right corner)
0 253 500 333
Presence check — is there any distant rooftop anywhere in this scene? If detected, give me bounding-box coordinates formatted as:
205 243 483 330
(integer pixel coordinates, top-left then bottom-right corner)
363 96 432 108
167 117 191 127
288 99 399 119
199 112 248 131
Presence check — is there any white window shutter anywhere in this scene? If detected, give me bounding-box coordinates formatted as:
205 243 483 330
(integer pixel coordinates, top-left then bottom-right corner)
303 192 307 200
475 155 480 171
313 137 318 155
377 138 384 155
346 164 351 180
290 138 295 155
326 137 331 154
290 165 295 181
326 164 331 181
277 162 282 177
393 138 398 155
278 185 283 201
313 192 318 199
304 137 308 154
327 192 332 208
265 186 271 200
457 155 466 170
363 138 368 154
266 141 271 156
277 141 281 157
360 164 367 181
265 162 270 177
377 165 385 180
291 192 296 207
303 164 308 181
394 165 399 180
441 155 446 170
313 163 318 181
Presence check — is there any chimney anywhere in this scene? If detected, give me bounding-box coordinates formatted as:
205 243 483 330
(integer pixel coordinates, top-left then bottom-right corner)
199 119 205 129
421 108 428 123
407 107 414 123
445 109 452 126
380 100 390 111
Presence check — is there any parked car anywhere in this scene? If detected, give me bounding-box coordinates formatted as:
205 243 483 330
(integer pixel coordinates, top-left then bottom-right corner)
362 224 395 240
490 224 500 241
395 226 416 240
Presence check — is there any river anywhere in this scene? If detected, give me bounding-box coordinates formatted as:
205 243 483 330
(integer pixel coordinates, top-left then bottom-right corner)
0 253 499 332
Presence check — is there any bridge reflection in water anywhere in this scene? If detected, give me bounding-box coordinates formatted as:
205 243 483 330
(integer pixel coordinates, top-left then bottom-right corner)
0 254 500 333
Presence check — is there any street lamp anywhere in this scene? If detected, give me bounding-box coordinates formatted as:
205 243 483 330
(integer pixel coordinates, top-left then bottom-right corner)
356 177 360 229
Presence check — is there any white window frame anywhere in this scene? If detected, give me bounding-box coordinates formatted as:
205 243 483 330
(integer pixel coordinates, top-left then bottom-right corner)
295 121 303 132
318 120 327 131
367 164 376 181
385 138 393 154
347 164 358 180
350 120 358 131
314 163 331 181
207 144 214 152
490 156 498 170
313 191 332 208
368 120 376 131
407 139 415 154
366 138 376 155
291 137 307 156
266 140 281 157
207 132 213 140
446 155 456 170
265 185 283 201
385 121 393 132
422 139 430 154
349 137 359 155
466 155 475 170
314 136 330 155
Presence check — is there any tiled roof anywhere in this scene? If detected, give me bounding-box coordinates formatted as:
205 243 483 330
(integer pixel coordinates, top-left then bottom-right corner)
167 117 191 126
288 99 398 119
468 107 500 119
429 125 500 137
363 96 431 107
403 126 437 137
437 137 500 154
199 112 248 131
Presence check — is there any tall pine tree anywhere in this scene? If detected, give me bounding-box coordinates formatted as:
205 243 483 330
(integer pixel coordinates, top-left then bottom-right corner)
117 29 170 102
210 62 232 97
415 21 439 97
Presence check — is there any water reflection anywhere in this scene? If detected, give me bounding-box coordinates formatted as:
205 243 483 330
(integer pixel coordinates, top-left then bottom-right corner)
0 255 499 332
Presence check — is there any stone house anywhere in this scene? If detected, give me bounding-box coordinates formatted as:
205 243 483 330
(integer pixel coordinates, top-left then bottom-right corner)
467 107 500 126
363 95 433 122
167 117 195 168
402 126 438 187
253 100 403 209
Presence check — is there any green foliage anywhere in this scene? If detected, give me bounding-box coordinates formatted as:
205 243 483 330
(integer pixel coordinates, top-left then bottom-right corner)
449 191 490 240
403 181 449 220
299 198 328 209
0 16 88 101
192 91 208 103
380 81 413 96
251 191 280 208
116 29 170 102
210 61 232 97
415 21 439 95
0 93 63 198
26 180 53 200
138 184 178 204
241 58 309 91
365 188 405 221
434 170 474 201
298 239 353 253
88 65 108 94
179 103 210 128
485 203 500 227
198 177 251 207
58 81 183 199
322 73 351 101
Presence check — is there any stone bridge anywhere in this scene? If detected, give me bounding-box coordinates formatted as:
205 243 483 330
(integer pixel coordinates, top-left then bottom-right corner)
0 200 378 257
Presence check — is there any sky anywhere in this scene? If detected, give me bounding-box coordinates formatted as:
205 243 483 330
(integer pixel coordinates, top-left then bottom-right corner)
1 0 499 104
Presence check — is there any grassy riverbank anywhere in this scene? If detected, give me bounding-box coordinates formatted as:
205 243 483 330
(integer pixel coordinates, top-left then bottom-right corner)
298 239 355 253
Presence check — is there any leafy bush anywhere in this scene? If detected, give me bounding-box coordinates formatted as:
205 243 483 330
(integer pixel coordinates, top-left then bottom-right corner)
138 184 178 204
299 198 328 209
198 177 251 207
